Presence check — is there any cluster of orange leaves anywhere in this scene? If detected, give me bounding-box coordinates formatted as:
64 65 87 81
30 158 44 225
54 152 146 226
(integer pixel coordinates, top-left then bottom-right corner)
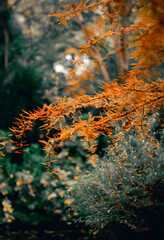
1 0 164 172
51 0 164 95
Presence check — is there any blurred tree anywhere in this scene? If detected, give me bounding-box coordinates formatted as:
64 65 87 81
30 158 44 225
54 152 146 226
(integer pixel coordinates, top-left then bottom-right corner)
8 0 118 99
0 0 11 71
0 0 43 129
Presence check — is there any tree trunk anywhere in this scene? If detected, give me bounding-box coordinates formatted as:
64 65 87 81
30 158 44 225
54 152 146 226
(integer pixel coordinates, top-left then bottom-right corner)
76 14 111 84
109 0 130 78
0 0 10 71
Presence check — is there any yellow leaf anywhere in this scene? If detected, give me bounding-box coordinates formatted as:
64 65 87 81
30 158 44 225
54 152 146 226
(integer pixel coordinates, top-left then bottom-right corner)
76 166 82 173
0 183 6 189
16 179 25 186
64 198 75 205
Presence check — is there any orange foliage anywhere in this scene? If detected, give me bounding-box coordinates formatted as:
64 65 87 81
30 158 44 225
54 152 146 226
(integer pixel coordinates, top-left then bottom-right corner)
2 0 164 173
53 0 164 95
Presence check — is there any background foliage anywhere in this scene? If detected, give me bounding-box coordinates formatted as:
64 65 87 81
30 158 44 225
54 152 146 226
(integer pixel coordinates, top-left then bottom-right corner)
0 129 90 225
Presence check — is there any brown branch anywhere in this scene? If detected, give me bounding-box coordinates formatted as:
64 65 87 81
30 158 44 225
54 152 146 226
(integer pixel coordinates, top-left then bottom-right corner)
100 94 164 126
122 0 130 73
107 1 130 77
74 13 111 84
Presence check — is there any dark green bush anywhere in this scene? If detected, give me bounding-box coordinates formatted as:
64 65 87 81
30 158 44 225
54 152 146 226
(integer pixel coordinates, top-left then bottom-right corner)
0 130 89 225
0 65 43 129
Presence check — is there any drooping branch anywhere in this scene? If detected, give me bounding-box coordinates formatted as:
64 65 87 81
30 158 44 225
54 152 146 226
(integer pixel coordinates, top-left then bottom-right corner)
8 78 164 156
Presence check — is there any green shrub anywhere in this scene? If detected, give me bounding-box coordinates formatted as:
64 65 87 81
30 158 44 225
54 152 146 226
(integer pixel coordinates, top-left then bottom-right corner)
0 130 89 225
65 128 164 234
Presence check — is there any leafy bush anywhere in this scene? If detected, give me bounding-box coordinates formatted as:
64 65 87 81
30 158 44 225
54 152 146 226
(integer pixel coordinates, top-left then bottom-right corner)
0 130 89 225
65 127 164 235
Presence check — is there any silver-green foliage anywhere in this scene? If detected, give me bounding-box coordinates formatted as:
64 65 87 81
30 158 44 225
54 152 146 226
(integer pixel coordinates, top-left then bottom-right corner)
66 128 164 232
